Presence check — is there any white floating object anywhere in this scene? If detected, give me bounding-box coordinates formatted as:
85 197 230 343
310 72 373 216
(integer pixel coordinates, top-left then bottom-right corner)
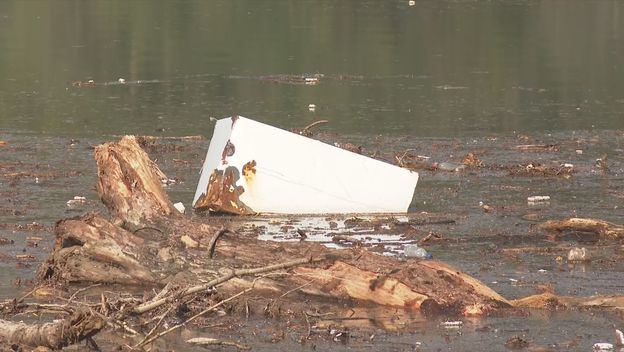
118 78 126 84
576 149 583 154
527 195 550 204
173 202 185 214
308 104 316 111
593 342 614 351
615 329 624 346
441 321 463 328
66 195 87 207
193 116 419 214
408 0 416 5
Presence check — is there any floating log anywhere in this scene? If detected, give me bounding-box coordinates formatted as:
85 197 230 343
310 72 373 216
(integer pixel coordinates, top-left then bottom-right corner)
540 217 624 238
512 292 624 310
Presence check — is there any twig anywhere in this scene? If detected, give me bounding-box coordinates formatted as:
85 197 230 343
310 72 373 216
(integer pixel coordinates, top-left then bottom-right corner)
419 232 441 245
67 283 102 303
16 287 38 303
133 256 320 314
266 280 315 312
133 306 175 348
303 311 312 340
394 149 415 167
138 288 251 348
303 119 329 131
304 311 334 318
132 226 164 234
207 227 228 258
186 337 251 350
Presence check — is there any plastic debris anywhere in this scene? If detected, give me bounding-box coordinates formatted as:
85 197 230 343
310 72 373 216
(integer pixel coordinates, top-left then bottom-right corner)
193 116 418 214
308 104 316 112
118 78 126 84
409 0 416 5
592 342 614 351
528 195 550 206
615 329 624 346
304 77 320 85
173 202 185 214
404 244 432 259
434 161 465 172
66 196 87 207
161 178 177 186
568 247 591 262
441 321 463 328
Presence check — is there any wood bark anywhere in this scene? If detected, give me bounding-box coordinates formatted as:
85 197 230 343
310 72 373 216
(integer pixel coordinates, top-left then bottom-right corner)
0 311 104 349
95 135 180 226
38 213 157 285
540 217 624 238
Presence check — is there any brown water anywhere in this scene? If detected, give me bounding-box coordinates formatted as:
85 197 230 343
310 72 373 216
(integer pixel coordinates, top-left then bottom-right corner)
1 1 624 350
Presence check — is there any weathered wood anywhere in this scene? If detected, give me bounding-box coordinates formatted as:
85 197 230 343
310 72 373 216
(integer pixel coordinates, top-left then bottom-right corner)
38 214 157 284
540 217 624 238
512 292 624 310
0 311 104 349
95 135 180 226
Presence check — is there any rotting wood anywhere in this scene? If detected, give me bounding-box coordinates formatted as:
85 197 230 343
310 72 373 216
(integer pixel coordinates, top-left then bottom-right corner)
95 135 181 226
540 217 624 238
514 144 559 152
512 292 624 310
37 214 156 285
0 310 104 349
133 256 318 315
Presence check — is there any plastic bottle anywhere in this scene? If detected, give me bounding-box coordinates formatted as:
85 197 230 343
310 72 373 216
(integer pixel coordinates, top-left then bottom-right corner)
434 162 466 172
404 244 433 259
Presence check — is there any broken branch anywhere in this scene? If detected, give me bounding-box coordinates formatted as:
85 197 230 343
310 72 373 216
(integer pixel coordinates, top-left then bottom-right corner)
133 256 319 314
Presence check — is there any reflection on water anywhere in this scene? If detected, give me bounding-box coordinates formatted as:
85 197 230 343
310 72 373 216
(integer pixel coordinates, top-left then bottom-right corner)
0 0 623 137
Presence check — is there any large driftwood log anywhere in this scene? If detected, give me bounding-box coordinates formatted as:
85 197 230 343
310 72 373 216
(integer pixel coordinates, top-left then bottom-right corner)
38 214 157 285
0 311 104 349
540 217 624 238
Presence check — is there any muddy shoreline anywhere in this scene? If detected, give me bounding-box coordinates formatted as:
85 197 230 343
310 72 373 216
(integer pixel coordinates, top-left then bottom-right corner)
1 130 623 351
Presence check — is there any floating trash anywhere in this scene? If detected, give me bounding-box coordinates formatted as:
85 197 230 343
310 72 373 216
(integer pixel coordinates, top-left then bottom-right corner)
173 202 185 214
66 196 87 207
568 247 591 262
592 342 614 351
193 116 418 214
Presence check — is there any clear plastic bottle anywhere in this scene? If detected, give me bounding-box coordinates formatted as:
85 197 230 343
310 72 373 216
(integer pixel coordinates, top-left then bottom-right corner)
404 244 433 259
